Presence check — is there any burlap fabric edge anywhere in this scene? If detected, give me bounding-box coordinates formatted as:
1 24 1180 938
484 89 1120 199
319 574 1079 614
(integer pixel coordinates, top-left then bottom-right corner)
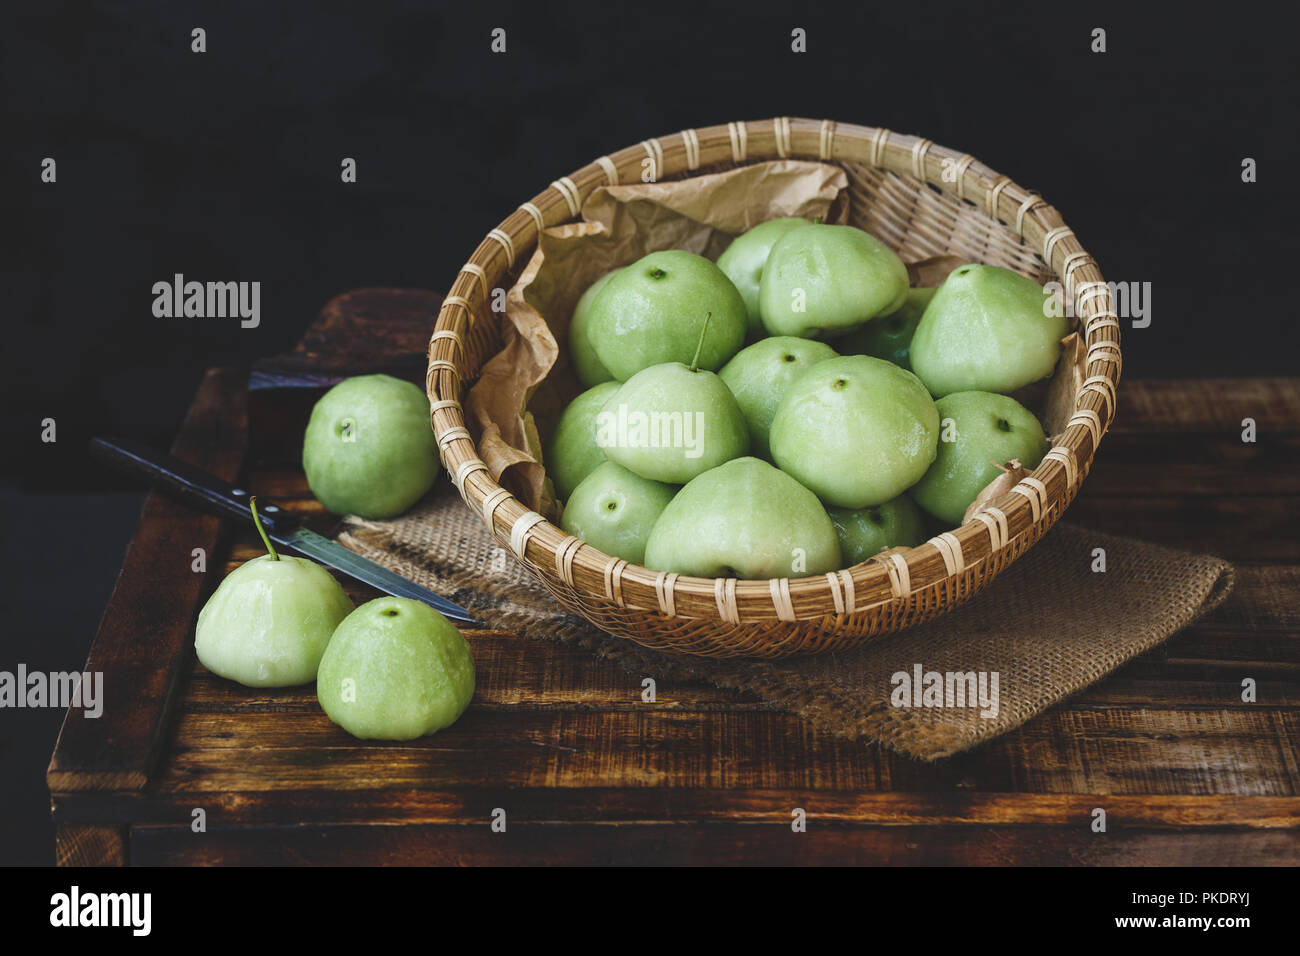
337 486 1235 762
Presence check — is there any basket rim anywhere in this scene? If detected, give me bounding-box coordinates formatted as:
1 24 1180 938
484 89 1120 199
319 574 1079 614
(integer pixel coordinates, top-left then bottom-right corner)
425 116 1120 625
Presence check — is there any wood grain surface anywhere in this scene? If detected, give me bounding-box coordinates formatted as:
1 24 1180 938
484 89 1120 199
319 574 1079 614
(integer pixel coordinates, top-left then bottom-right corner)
46 369 248 793
47 290 1300 865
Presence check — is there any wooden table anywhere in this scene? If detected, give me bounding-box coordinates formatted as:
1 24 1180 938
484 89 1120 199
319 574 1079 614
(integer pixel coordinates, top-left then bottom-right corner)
48 290 1300 866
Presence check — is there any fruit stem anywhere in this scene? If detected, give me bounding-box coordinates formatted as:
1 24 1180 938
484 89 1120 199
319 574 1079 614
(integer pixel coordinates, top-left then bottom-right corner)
250 496 280 561
689 313 712 373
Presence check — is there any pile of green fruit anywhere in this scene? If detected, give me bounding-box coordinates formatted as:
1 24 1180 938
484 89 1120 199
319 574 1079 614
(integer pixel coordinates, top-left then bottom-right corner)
194 375 476 741
196 496 475 741
549 219 1066 578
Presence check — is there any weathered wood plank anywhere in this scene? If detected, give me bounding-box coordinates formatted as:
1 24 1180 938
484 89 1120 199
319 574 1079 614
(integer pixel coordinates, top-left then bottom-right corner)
1111 379 1300 434
127 822 1300 866
178 629 1299 713
1082 433 1299 496
255 287 440 375
55 825 127 867
1201 566 1300 631
148 708 1300 797
177 676 1297 712
46 368 248 792
52 788 1300 829
1064 496 1299 561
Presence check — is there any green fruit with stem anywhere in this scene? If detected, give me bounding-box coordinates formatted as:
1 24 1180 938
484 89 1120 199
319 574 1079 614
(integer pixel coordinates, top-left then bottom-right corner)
909 264 1067 397
769 355 940 508
568 270 618 387
716 217 809 337
910 390 1048 525
758 223 909 338
827 496 926 565
597 315 749 483
559 461 677 565
836 287 937 370
644 457 841 578
586 250 747 380
717 336 838 460
195 497 354 687
302 374 440 518
316 596 476 741
545 381 620 500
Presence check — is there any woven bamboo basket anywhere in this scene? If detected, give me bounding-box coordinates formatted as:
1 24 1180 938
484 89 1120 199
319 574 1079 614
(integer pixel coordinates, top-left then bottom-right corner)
427 118 1121 659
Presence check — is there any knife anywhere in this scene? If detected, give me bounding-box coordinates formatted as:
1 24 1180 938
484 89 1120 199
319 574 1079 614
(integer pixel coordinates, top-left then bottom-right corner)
90 436 481 626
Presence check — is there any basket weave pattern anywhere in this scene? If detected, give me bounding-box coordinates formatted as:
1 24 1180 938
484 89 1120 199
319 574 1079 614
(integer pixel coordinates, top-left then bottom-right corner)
426 118 1121 659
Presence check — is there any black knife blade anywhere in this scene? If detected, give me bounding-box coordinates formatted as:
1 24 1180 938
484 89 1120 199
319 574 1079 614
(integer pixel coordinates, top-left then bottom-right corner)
90 436 481 626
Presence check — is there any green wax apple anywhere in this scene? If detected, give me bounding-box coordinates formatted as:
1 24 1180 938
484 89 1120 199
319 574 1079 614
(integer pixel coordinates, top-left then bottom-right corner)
302 374 440 518
643 457 841 578
769 355 939 508
597 319 749 484
836 287 937 370
717 336 838 460
559 461 677 565
195 498 354 688
715 217 809 337
196 555 354 687
827 496 926 565
909 264 1067 397
585 250 747 380
910 390 1048 525
568 270 618 387
545 381 620 500
316 597 476 741
758 223 909 339
598 363 749 483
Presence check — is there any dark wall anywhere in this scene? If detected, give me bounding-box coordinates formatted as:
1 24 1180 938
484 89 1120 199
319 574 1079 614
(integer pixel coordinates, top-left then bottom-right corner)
5 0 1296 489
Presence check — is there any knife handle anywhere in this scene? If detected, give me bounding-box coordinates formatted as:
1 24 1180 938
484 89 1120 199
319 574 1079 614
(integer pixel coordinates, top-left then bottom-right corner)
90 436 299 532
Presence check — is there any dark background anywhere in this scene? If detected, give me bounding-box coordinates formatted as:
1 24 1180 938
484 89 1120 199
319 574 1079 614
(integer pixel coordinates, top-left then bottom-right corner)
1 1 1295 864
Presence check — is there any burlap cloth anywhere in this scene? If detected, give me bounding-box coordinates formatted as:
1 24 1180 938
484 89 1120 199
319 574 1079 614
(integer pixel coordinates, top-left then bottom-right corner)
338 482 1235 761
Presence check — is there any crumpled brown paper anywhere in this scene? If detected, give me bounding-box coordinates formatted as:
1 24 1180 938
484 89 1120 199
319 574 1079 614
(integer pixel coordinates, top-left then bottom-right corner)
461 248 557 511
1042 331 1086 438
963 459 1031 523
906 253 965 287
463 159 1087 522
